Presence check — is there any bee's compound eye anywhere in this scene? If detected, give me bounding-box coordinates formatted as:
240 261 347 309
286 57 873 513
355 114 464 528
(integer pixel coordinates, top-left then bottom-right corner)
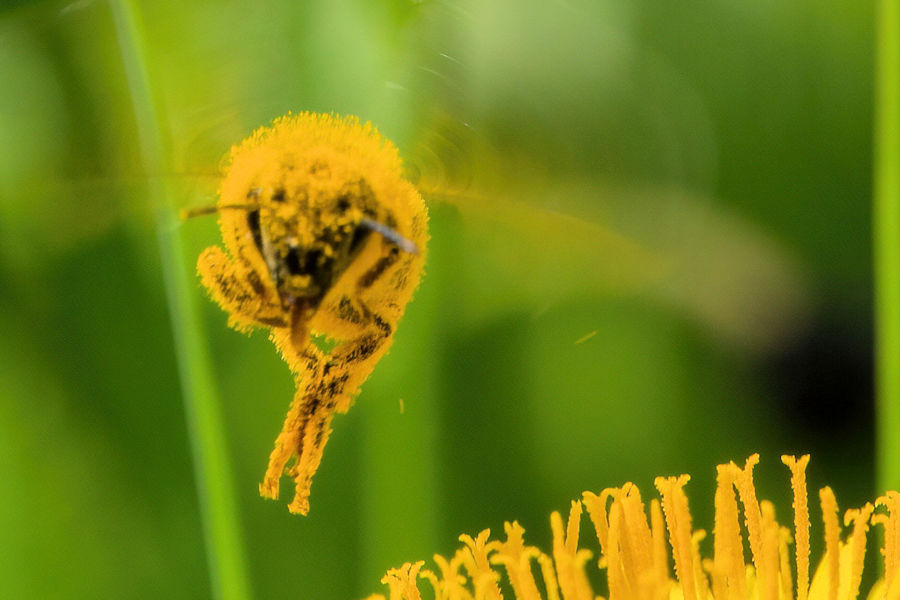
348 226 371 255
272 188 286 202
247 209 263 252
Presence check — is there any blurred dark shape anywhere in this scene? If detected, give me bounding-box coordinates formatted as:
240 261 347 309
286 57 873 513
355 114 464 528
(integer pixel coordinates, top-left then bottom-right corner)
769 316 874 442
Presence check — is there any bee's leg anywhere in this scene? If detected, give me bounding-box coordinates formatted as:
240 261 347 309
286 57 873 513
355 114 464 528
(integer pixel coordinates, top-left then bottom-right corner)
197 246 285 330
261 300 395 515
326 303 395 414
259 332 329 511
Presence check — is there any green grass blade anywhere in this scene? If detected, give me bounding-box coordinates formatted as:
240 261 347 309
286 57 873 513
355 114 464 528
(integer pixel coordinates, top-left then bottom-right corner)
875 0 900 495
107 2 253 598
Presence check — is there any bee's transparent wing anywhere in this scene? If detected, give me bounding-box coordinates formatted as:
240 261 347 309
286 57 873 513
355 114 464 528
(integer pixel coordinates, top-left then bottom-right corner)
404 114 809 354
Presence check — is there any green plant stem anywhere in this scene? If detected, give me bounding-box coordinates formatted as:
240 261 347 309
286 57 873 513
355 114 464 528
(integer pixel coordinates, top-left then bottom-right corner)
108 2 253 599
875 0 900 495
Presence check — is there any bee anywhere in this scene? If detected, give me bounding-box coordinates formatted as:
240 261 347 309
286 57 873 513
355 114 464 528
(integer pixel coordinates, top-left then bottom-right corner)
191 112 428 515
182 111 808 517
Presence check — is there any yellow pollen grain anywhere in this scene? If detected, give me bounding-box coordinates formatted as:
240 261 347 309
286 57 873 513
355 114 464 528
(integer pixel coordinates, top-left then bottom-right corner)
730 454 764 572
381 561 425 600
713 464 747 600
876 492 900 593
819 487 841 600
430 552 467 600
574 331 598 345
655 474 697 600
417 568 440 600
757 501 780 600
492 522 544 600
460 530 503 600
888 577 900 600
705 556 726 600
843 503 874 600
782 455 811 600
607 500 630 600
537 551 563 600
583 489 615 556
778 526 794 600
622 484 655 579
597 486 652 599
691 530 710 600
650 498 668 587
551 501 594 600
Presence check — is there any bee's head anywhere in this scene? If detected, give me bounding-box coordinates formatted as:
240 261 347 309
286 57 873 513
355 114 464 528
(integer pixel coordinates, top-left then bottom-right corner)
228 168 416 312
211 115 422 315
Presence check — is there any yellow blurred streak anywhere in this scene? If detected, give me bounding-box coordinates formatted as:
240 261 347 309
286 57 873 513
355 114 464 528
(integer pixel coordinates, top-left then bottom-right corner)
407 113 809 353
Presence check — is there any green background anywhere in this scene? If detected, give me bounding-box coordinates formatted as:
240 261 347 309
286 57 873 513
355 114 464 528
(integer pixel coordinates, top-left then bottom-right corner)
0 0 877 598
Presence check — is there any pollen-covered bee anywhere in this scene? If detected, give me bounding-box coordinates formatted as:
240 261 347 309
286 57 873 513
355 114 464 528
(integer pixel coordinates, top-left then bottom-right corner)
193 112 428 515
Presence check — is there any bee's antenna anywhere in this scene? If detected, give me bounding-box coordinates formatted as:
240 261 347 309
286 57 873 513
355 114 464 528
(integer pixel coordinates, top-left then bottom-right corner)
180 205 219 219
359 218 419 254
180 204 256 220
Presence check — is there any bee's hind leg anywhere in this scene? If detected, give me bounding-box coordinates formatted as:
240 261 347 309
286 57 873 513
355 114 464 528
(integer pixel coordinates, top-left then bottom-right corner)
260 248 406 515
262 295 396 515
259 332 330 514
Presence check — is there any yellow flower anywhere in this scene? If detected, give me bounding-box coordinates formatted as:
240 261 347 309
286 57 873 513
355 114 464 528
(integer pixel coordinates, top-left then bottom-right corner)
366 455 900 600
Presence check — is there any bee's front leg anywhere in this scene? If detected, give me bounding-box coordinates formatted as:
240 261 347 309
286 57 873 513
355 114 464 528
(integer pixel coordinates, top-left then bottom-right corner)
197 246 286 330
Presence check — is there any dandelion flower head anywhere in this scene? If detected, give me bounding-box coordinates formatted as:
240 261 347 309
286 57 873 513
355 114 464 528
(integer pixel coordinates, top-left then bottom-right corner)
368 455 900 600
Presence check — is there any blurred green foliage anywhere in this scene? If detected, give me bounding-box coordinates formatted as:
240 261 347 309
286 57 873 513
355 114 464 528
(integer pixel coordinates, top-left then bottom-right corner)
0 0 875 598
